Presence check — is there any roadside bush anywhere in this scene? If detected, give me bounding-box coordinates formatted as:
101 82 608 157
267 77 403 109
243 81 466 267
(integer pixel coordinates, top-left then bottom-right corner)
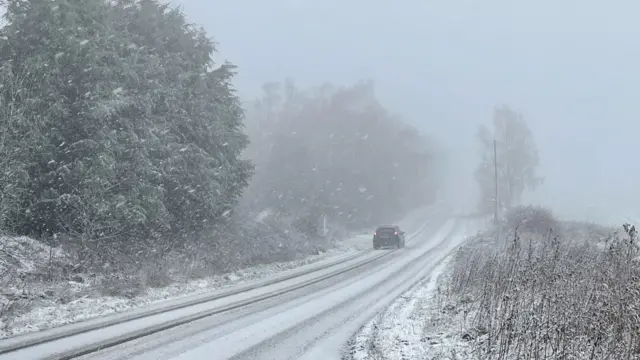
178 211 327 277
504 205 559 235
98 275 144 299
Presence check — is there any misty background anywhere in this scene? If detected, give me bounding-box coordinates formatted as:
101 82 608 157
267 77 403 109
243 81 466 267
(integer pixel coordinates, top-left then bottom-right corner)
174 0 640 222
0 0 638 341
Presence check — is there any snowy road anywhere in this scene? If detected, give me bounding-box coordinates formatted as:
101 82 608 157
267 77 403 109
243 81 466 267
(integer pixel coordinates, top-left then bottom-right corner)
79 216 470 360
1 213 474 360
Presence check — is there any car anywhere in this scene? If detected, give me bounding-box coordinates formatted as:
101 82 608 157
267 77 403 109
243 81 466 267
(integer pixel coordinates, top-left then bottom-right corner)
373 225 406 249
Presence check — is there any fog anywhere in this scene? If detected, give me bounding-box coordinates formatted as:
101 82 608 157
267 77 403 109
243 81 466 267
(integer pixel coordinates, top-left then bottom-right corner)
0 0 638 344
174 0 640 223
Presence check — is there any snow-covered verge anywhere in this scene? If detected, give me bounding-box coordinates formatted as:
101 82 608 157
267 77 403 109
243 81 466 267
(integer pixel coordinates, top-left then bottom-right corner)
0 234 365 339
347 247 467 359
346 207 640 360
441 207 640 359
439 206 638 360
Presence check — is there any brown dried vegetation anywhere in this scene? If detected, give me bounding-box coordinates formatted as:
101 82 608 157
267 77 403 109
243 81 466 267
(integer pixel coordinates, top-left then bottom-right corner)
444 206 640 360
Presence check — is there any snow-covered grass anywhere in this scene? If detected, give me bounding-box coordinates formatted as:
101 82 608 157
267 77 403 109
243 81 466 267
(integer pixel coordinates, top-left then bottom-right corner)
440 206 640 360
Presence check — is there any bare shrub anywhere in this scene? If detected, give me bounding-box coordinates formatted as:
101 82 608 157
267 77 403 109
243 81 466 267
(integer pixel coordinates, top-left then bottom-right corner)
445 209 639 359
139 264 174 289
98 275 144 299
504 205 559 235
176 211 328 277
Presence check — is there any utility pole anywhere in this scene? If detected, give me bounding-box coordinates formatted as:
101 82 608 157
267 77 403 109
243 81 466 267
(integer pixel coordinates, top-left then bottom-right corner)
493 139 499 225
322 214 327 237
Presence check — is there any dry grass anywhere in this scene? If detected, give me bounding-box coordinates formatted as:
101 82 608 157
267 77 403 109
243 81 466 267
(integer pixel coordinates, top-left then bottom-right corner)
443 205 640 360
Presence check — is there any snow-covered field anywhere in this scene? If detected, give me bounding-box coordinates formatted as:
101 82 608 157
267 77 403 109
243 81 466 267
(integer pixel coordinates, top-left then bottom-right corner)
0 206 434 340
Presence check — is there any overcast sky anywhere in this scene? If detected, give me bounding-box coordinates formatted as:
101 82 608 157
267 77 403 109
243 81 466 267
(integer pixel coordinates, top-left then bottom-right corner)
175 0 640 222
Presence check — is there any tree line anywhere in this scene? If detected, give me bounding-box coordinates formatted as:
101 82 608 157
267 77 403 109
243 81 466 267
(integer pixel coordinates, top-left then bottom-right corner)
0 0 442 273
242 80 441 234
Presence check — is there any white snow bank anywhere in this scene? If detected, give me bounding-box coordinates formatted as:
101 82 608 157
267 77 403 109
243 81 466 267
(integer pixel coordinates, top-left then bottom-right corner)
0 236 68 276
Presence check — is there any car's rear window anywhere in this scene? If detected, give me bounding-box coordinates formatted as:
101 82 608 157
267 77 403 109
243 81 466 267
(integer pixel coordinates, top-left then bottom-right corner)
376 227 395 234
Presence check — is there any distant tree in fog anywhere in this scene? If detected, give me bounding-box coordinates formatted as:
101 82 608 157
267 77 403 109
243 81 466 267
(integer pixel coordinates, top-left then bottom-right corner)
243 79 440 234
475 105 542 213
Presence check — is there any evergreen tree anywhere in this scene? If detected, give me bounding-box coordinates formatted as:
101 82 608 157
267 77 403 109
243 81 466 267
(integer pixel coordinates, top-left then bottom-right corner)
0 0 252 265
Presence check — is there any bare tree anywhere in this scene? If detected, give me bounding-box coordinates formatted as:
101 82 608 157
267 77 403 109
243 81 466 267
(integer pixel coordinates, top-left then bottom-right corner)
475 105 542 213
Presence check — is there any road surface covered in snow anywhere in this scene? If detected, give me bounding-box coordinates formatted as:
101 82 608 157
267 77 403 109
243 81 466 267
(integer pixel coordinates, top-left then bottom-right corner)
44 214 473 360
